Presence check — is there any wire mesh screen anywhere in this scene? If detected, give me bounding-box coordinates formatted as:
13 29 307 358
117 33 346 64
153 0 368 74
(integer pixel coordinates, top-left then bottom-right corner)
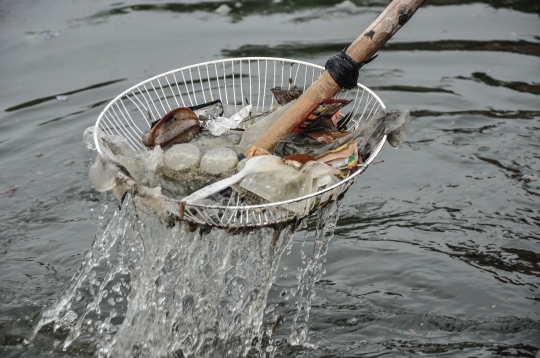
94 57 386 228
96 58 384 152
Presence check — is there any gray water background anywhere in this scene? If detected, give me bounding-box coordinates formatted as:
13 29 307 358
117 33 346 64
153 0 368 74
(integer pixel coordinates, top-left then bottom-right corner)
1 0 538 356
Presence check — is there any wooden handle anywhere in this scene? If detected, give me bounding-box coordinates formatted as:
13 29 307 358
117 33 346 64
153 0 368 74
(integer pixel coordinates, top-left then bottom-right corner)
245 0 424 156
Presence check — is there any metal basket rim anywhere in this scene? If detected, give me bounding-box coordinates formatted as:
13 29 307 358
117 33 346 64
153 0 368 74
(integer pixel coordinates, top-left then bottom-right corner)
93 56 386 213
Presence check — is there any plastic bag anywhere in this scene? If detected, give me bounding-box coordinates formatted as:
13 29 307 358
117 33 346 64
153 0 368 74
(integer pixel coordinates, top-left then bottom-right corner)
274 109 411 161
385 110 411 148
239 159 340 215
238 101 295 149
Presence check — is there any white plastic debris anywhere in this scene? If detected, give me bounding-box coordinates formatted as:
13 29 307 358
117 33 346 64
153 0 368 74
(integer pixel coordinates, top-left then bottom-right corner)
89 154 116 192
143 146 164 186
215 4 231 14
206 120 231 137
334 0 356 9
146 146 164 173
83 126 136 158
206 104 252 136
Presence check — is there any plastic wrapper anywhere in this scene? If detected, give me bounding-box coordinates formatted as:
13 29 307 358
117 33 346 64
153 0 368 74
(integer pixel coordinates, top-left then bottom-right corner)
89 154 117 192
273 133 326 158
205 104 252 136
143 146 164 185
84 126 148 180
316 141 357 164
205 120 230 137
190 100 224 121
84 126 135 158
146 146 164 172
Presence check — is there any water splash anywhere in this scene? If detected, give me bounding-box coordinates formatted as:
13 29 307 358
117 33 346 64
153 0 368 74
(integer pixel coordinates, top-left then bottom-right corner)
28 193 341 357
288 200 340 348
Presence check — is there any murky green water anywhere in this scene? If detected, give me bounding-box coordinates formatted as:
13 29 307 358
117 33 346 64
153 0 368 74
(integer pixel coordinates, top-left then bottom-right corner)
1 0 538 356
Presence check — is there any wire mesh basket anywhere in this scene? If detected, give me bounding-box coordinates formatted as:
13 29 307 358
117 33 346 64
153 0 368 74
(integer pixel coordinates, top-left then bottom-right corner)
94 57 386 228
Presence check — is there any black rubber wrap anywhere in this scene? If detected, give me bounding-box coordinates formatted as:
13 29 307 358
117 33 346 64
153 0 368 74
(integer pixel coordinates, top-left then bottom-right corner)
324 48 378 90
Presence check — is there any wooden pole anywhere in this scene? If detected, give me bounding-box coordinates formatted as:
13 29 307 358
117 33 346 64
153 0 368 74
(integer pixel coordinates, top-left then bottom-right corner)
244 0 424 156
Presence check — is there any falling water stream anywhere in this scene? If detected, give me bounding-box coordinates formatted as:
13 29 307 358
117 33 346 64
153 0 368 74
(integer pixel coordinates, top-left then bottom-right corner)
27 193 341 357
2 1 539 357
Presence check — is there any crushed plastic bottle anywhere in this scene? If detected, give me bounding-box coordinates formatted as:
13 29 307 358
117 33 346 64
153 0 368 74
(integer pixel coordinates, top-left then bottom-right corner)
239 159 340 214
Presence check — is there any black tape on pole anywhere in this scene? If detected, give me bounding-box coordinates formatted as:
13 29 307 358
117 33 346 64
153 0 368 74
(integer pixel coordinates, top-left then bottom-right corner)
325 47 378 90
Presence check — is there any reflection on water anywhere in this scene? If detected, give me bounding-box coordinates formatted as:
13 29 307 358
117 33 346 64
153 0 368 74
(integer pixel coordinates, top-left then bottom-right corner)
5 80 126 113
411 109 540 119
222 40 540 59
82 0 540 20
457 72 540 96
82 0 380 22
0 0 539 356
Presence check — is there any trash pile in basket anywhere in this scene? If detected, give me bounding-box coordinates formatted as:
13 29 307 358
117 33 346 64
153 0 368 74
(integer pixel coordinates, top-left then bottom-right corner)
84 86 410 212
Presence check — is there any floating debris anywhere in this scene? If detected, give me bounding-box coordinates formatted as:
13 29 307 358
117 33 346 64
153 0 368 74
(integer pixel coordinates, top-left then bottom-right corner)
215 4 231 14
334 0 357 9
25 31 60 43
1 186 20 196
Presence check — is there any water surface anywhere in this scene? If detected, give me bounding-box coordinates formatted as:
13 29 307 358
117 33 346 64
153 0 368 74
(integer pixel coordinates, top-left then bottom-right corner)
1 0 538 356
